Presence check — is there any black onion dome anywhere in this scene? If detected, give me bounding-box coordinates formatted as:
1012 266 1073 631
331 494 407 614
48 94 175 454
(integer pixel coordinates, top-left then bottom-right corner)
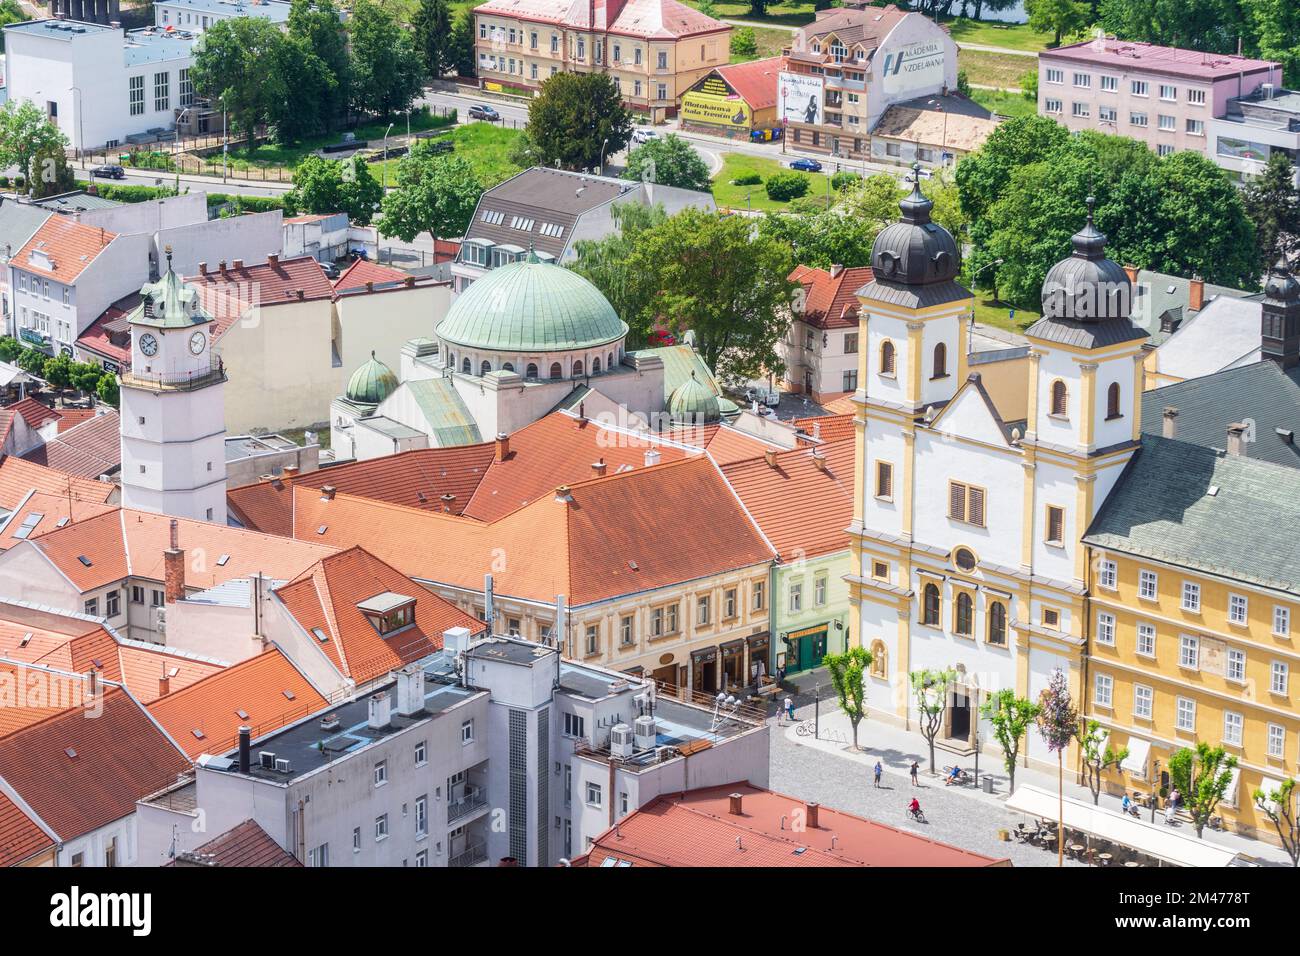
1040 197 1132 322
1264 256 1300 304
870 166 960 286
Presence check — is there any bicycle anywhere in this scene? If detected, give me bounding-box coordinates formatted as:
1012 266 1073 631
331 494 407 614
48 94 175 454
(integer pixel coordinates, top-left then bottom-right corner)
906 805 927 824
795 719 817 737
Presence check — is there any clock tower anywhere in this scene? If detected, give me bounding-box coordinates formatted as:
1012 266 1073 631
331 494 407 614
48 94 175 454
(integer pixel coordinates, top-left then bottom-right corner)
119 249 227 523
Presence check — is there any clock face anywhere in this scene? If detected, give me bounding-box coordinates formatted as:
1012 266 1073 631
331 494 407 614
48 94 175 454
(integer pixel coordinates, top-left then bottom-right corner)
139 333 159 357
189 331 206 355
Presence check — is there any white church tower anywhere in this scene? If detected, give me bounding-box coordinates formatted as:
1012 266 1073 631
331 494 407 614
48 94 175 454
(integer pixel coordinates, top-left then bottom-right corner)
119 248 227 522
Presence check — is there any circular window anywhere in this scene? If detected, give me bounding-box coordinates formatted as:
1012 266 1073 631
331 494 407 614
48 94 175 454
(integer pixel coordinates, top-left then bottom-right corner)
953 548 977 572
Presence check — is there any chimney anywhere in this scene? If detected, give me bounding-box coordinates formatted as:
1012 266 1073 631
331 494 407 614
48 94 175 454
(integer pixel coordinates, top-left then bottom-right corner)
1227 422 1247 457
232 259 244 270
403 275 415 288
1162 406 1178 439
282 464 299 480
237 725 251 774
321 484 336 501
267 253 278 267
86 668 99 702
764 449 778 468
592 458 607 477
555 484 573 503
494 431 510 462
812 450 828 472
806 801 820 829
365 281 374 293
295 289 305 300
198 261 207 275
164 519 185 604
394 663 426 717
728 792 745 816
440 493 456 512
829 263 844 278
1188 276 1205 312
1123 264 1139 285
218 260 228 276
367 692 392 730
158 673 170 697
644 448 661 467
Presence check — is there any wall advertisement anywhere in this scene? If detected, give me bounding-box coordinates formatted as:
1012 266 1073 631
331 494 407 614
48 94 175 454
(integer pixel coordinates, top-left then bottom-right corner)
879 38 946 97
778 71 824 126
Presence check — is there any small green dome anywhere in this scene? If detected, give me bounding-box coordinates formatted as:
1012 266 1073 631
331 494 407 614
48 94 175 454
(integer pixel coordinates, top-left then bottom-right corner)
668 371 721 425
436 256 627 353
346 351 399 405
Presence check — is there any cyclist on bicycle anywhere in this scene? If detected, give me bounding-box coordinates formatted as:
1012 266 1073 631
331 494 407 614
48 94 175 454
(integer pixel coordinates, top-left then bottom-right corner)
908 797 922 818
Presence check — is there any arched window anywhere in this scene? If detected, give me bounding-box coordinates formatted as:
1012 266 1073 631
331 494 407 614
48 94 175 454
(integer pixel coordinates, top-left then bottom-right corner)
549 362 563 379
461 358 471 374
988 601 1007 646
446 352 455 369
932 342 948 379
526 363 539 380
503 362 514 373
572 360 584 377
592 357 601 374
870 641 887 678
879 340 896 375
607 352 614 369
1051 379 1068 416
955 592 973 636
1106 381 1122 420
480 360 492 377
922 583 940 627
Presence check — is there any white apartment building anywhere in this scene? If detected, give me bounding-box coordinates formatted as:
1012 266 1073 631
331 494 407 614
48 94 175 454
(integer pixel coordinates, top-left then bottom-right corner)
154 0 291 33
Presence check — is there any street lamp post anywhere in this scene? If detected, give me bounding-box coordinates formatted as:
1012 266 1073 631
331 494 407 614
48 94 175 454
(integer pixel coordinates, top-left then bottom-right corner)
1150 757 1161 823
381 122 394 193
599 137 609 177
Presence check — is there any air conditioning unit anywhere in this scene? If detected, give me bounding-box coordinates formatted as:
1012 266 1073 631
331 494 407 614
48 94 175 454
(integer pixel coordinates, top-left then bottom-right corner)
258 751 276 769
610 723 634 759
275 758 291 774
634 715 657 752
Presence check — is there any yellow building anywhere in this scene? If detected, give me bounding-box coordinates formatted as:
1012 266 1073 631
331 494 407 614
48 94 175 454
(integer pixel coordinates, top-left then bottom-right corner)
471 0 730 122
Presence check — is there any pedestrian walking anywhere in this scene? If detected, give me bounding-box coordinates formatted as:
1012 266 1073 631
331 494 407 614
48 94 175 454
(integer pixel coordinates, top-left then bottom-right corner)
873 761 883 788
910 761 919 786
784 697 796 722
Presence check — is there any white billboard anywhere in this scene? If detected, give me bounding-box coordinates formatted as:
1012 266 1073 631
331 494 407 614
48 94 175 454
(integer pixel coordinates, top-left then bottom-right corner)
879 38 947 96
778 71 824 126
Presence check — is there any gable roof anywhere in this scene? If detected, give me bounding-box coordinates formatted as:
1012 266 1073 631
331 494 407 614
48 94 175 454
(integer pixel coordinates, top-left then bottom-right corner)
0 201 54 263
147 648 328 759
12 214 117 283
471 0 727 39
5 398 61 432
169 819 300 867
20 410 121 478
797 2 908 48
0 455 116 511
0 687 189 841
712 56 782 111
794 413 854 444
790 264 873 330
333 258 410 292
274 546 484 685
1085 434 1300 596
186 255 334 314
0 788 55 866
1153 295 1263 380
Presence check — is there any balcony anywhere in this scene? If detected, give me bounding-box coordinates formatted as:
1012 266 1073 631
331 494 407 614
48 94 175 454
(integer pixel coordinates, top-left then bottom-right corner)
121 358 226 393
449 839 488 867
447 784 488 824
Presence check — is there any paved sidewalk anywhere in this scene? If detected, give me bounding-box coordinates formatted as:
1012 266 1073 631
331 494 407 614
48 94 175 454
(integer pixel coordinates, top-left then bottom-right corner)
775 702 1292 866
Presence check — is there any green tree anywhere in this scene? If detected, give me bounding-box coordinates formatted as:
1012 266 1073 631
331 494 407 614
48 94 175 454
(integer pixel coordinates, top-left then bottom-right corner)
730 27 758 59
981 689 1040 795
1026 0 1088 45
1253 778 1300 867
71 361 105 396
412 0 454 79
1243 0 1300 87
956 69 971 98
267 35 337 143
448 8 477 79
288 0 351 129
765 171 809 202
626 208 796 381
824 645 874 751
41 354 76 391
190 17 285 150
349 0 425 119
1169 742 1237 839
380 149 483 242
1078 719 1129 805
0 0 24 52
30 140 76 199
1098 0 1248 61
622 134 712 192
96 373 120 408
0 337 21 364
16 348 48 375
758 207 881 269
1020 67 1039 101
911 669 957 774
569 203 670 345
524 71 632 172
1036 668 1077 866
956 115 1070 226
1242 151 1300 274
0 101 68 196
285 155 383 225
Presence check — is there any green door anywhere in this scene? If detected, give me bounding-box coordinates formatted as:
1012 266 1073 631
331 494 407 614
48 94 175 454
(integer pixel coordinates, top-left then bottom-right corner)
788 628 828 673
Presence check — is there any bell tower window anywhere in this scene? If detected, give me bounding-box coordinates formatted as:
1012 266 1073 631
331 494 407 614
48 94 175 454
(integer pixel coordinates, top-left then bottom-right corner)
1106 381 1122 420
1050 379 1068 417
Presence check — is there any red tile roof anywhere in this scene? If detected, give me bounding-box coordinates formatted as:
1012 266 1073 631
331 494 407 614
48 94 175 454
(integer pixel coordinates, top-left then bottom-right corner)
0 687 190 841
714 56 783 111
472 0 727 39
276 546 484 685
170 819 300 867
21 410 121 478
0 662 88 737
0 790 54 866
793 412 855 444
53 408 103 434
187 255 335 312
582 783 1009 867
74 302 133 369
148 649 327 759
226 478 295 537
333 258 410 293
0 455 116 511
789 264 873 330
13 216 117 284
721 439 854 562
5 398 60 432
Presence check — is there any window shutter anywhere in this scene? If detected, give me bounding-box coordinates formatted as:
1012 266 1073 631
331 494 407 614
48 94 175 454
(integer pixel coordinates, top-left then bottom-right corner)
949 481 966 521
1048 506 1064 542
967 487 985 527
877 462 892 498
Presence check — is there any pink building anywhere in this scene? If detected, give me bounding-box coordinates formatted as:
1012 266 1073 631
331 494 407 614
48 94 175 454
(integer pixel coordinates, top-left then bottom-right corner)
1038 38 1282 157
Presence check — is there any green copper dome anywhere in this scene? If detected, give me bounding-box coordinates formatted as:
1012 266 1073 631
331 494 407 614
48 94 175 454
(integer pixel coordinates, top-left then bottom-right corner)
346 351 399 405
668 371 721 425
436 256 627 353
129 252 212 329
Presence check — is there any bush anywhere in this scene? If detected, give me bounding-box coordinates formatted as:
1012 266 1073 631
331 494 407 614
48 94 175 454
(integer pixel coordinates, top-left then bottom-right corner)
957 69 971 98
76 181 179 203
765 171 810 202
730 27 757 59
731 172 762 186
831 171 861 191
206 192 286 215
1020 68 1039 101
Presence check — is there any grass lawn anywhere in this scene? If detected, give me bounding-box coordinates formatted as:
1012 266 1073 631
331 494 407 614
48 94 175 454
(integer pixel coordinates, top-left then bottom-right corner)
711 152 823 212
211 111 457 172
969 87 1037 119
959 48 1037 90
680 1 813 28
943 17 1047 53
368 122 525 189
730 25 793 62
971 293 1040 335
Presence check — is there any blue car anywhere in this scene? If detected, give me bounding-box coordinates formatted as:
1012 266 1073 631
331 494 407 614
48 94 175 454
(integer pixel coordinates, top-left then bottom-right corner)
789 158 823 172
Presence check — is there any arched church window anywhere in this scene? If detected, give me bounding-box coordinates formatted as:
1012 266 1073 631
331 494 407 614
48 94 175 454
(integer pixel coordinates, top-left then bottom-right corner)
572 360 584 377
461 358 471 374
1051 379 1068 416
549 362 563 379
526 363 539 380
592 357 601 374
955 592 973 636
503 362 515 373
922 583 940 627
932 342 948 379
480 360 492 377
880 340 895 375
988 601 1007 646
1106 381 1122 420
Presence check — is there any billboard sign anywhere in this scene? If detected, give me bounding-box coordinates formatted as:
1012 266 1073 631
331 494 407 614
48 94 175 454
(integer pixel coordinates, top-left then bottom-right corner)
778 71 824 126
880 38 946 96
682 76 752 127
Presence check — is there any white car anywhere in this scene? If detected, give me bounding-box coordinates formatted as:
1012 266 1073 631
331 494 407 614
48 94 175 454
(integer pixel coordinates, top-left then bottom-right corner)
632 129 659 145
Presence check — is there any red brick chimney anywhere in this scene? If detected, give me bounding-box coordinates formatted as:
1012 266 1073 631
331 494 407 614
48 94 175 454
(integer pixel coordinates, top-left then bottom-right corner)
592 458 607 477
267 254 278 267
198 262 207 275
1123 264 1139 285
728 792 745 815
158 673 170 697
232 259 244 270
163 519 185 604
1227 422 1247 457
806 801 820 829
1188 276 1205 312
495 432 510 462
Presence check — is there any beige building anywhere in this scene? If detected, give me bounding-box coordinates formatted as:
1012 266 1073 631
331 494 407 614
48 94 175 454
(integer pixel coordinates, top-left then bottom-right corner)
472 0 730 121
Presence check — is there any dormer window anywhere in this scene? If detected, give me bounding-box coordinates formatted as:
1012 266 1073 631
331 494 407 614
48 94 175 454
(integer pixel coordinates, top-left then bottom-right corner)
358 592 417 636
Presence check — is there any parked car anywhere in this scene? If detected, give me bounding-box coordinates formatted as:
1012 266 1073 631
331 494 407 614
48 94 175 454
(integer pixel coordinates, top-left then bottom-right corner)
789 157 823 172
320 262 340 279
903 167 934 183
743 384 781 407
90 164 126 180
468 104 500 121
632 128 659 144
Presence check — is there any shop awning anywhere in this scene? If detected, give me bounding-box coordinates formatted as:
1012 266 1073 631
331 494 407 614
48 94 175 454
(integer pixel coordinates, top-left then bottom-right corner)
1119 736 1151 778
1006 785 1243 867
